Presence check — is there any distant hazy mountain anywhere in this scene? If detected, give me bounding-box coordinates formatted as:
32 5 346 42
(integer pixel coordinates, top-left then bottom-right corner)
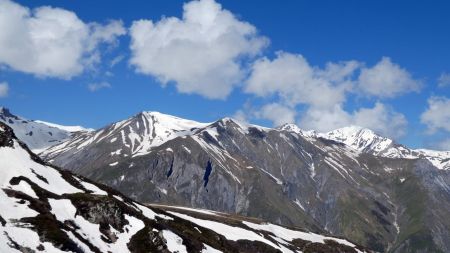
0 121 370 253
0 107 92 153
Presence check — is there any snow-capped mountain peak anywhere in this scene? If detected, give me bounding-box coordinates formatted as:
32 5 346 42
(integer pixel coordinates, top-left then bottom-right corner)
321 125 450 170
278 123 450 170
140 111 210 133
278 123 318 137
42 111 211 159
323 126 394 154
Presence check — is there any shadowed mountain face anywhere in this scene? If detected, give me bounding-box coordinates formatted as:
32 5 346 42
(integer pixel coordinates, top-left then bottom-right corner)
4 109 449 252
0 121 371 253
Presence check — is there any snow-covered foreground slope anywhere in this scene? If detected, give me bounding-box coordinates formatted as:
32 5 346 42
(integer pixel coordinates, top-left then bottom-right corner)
0 107 91 153
0 121 370 253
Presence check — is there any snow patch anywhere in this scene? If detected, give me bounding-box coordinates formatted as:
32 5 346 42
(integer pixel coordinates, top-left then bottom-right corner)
202 244 222 253
294 199 305 211
11 180 38 199
74 177 108 195
168 211 281 250
162 230 188 253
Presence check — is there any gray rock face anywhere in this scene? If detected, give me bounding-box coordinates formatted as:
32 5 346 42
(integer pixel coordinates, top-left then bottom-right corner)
36 112 450 252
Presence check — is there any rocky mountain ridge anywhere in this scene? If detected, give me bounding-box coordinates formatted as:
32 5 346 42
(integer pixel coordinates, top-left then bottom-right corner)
280 123 450 170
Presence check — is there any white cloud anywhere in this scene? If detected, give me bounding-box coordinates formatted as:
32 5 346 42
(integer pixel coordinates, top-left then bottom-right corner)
298 105 352 132
243 53 416 137
232 109 249 124
357 57 421 98
255 103 296 126
421 96 450 133
110 54 125 67
434 138 450 151
299 103 407 139
88 81 111 92
352 102 407 138
0 82 8 97
245 52 359 108
88 20 126 50
0 0 126 79
129 0 268 99
438 72 450 88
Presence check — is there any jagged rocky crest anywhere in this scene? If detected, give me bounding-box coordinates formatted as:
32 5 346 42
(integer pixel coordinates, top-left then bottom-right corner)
0 121 371 253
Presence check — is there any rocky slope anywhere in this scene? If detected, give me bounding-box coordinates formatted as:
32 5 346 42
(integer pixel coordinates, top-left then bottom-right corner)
36 111 450 252
0 121 370 253
0 107 91 153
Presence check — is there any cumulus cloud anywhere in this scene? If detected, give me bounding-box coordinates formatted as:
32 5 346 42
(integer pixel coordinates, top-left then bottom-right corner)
299 103 407 138
0 0 126 79
88 81 111 92
255 103 296 126
438 72 450 88
357 57 421 98
129 0 268 99
243 52 417 138
0 82 8 97
231 110 244 122
421 96 450 133
352 103 407 138
245 52 359 108
298 105 351 132
434 138 450 151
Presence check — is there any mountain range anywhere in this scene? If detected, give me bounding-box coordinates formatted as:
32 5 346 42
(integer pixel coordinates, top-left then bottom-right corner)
0 119 371 253
1 108 449 253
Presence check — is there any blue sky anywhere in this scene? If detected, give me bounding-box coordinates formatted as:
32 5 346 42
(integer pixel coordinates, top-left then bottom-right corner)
0 0 450 149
